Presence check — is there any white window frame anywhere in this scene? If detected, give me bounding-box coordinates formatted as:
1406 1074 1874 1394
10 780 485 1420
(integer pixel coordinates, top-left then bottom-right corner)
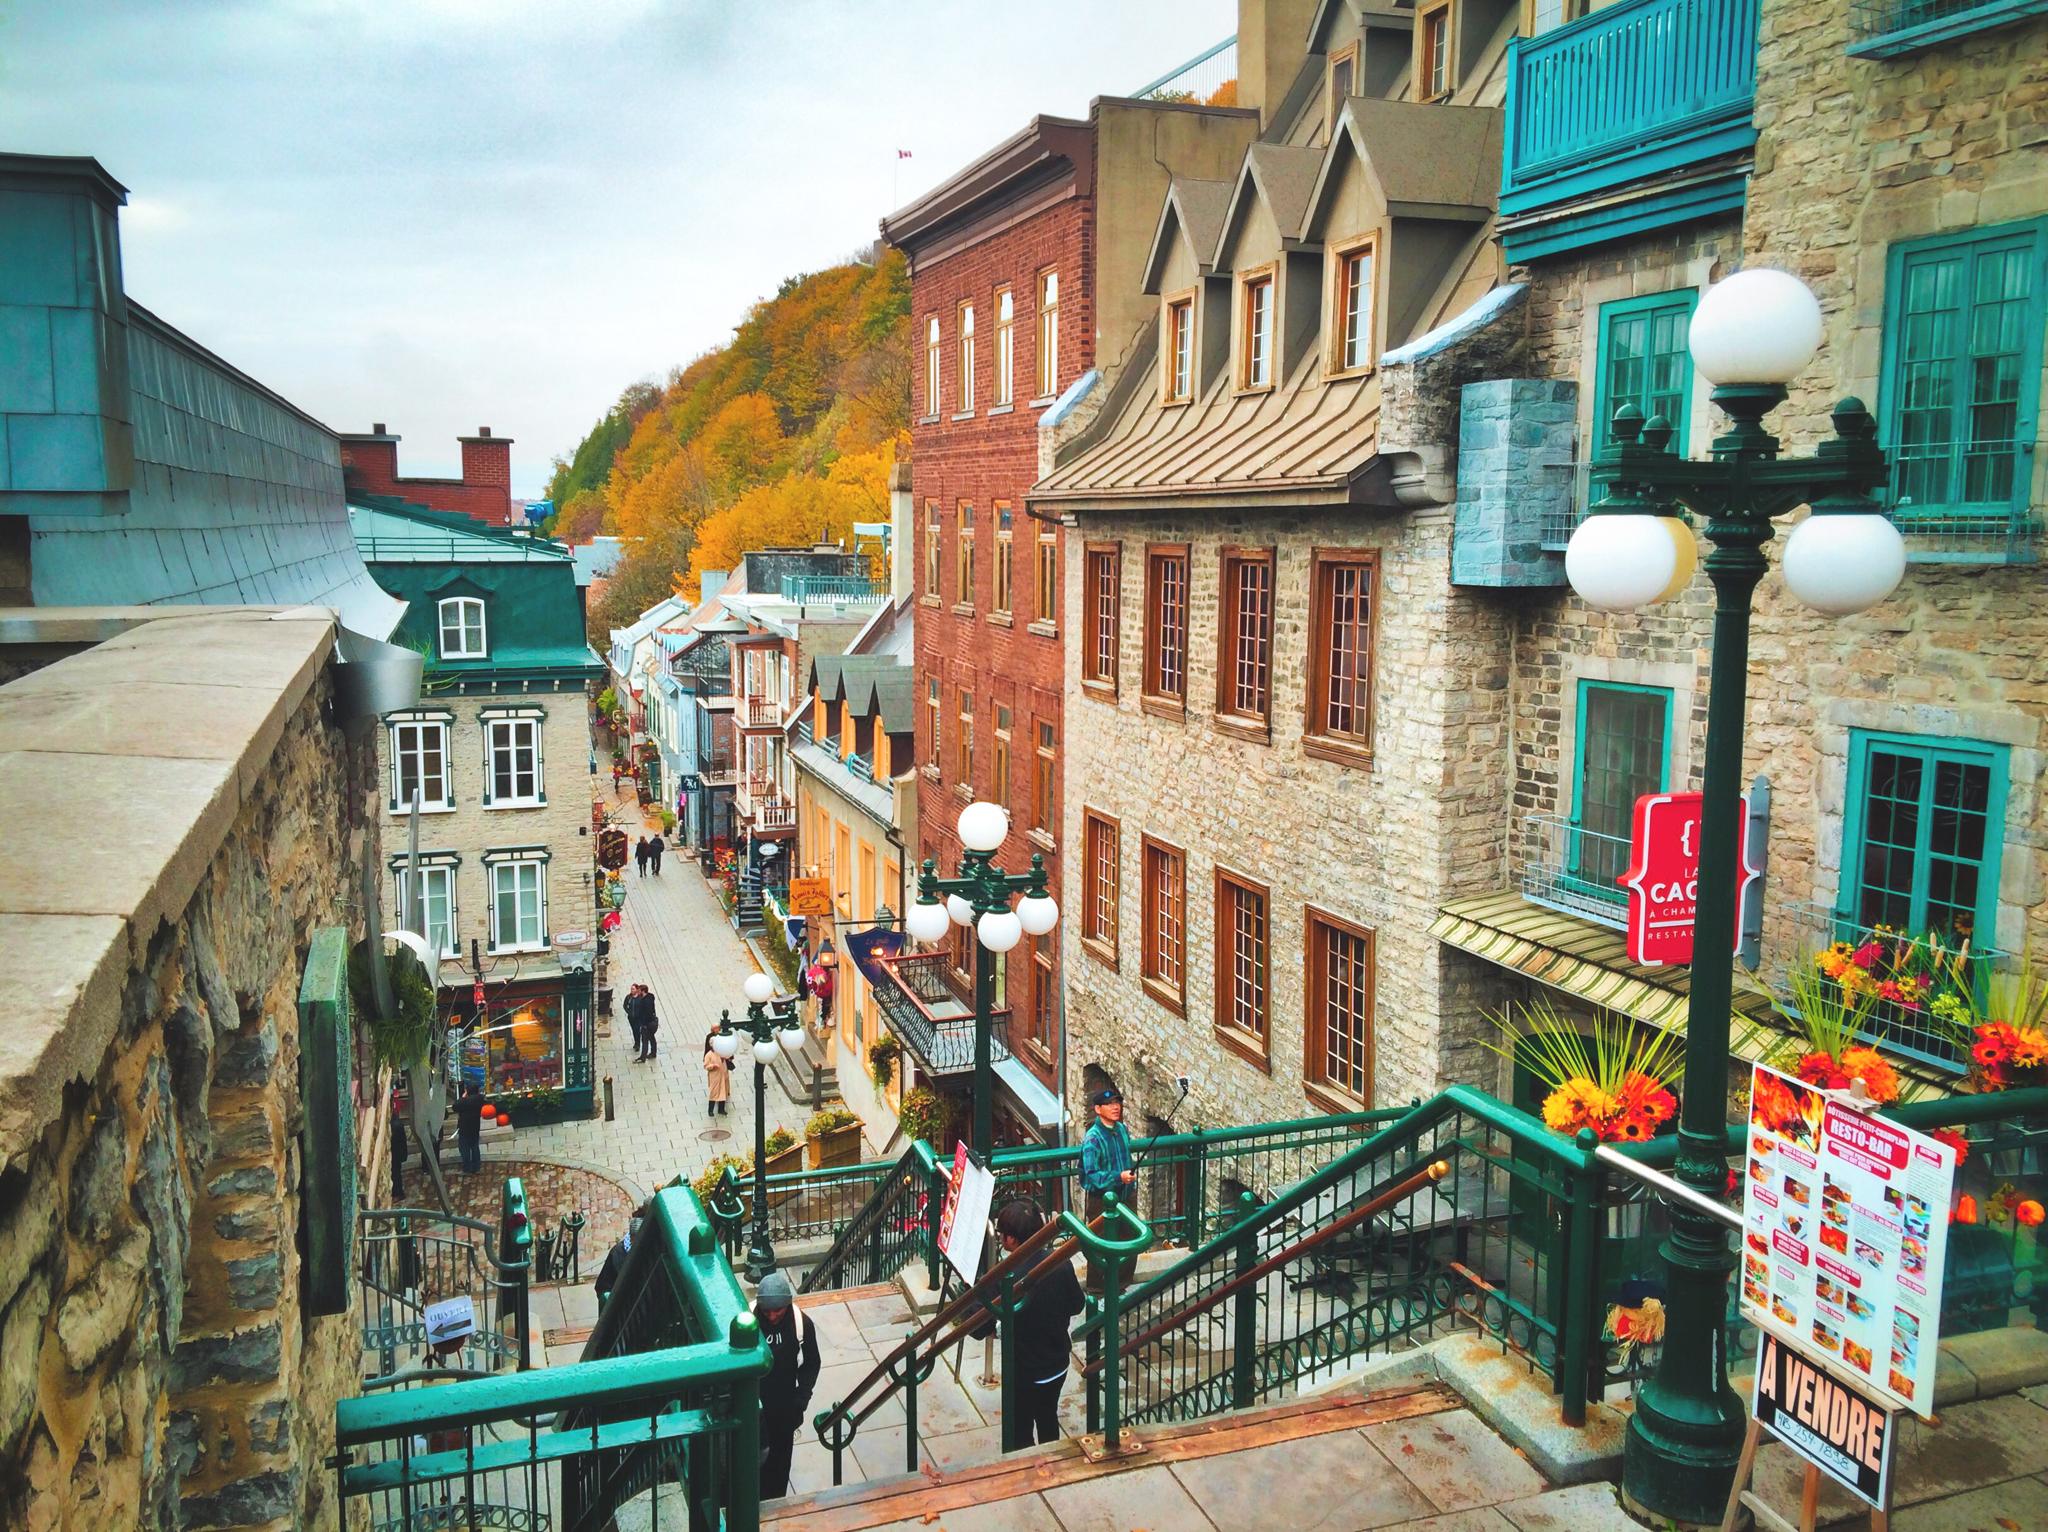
388 717 454 812
484 715 544 808
994 287 1015 407
958 302 976 414
488 859 548 953
925 315 941 417
394 863 459 958
1036 270 1060 400
438 597 487 659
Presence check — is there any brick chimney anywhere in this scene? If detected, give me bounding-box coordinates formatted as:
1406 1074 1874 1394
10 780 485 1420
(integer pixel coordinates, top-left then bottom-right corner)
458 426 513 524
337 423 401 493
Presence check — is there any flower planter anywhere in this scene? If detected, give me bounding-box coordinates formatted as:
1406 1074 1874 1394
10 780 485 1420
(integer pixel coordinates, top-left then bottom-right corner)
762 1139 806 1207
808 1121 863 1169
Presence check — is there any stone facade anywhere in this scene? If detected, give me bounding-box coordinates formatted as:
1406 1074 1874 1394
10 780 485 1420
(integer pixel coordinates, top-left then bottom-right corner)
0 611 381 1529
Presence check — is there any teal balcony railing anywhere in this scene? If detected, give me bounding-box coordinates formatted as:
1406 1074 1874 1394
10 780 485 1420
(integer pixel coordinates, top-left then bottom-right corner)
1501 0 1760 260
1850 0 2048 58
779 574 885 603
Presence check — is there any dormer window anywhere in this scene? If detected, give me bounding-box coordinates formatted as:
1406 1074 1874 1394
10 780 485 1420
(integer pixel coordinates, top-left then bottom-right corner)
438 597 486 659
1163 294 1195 404
1419 3 1454 102
1240 270 1275 391
1330 235 1378 376
1327 43 1358 136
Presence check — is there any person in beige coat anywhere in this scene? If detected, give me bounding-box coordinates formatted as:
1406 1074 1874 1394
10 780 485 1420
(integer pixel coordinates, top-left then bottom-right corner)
703 1032 733 1117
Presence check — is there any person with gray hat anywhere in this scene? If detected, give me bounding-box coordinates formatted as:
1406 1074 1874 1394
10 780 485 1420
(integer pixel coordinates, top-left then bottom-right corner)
1079 1085 1135 1291
753 1270 819 1500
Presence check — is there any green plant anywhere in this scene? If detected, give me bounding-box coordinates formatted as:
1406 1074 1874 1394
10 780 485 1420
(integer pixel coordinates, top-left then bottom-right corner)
1483 998 1685 1142
346 940 438 1071
867 1035 901 1090
597 686 618 716
897 1086 950 1148
805 1105 859 1139
762 920 803 991
763 1128 798 1158
658 807 677 833
692 1152 748 1202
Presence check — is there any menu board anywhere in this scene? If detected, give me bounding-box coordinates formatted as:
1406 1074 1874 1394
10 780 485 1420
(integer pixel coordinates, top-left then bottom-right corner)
1741 1061 1958 1418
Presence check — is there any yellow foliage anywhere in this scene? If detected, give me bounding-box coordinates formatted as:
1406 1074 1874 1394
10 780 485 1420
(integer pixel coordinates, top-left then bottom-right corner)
688 442 896 585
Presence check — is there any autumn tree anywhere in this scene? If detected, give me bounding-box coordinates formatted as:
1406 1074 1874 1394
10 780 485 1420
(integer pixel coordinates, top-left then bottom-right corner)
587 527 695 652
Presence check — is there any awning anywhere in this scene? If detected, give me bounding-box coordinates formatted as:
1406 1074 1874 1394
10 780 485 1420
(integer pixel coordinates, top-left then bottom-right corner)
1429 891 1785 1062
845 926 905 988
994 1055 1064 1130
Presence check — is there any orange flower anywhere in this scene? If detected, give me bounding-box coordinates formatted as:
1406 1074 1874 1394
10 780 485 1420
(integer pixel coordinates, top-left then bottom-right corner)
1955 1195 1979 1225
2017 1200 2045 1228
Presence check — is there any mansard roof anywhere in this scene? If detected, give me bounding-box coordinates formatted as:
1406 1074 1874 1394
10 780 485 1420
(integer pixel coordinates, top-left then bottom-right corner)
1304 97 1502 234
1214 143 1326 266
1141 177 1235 293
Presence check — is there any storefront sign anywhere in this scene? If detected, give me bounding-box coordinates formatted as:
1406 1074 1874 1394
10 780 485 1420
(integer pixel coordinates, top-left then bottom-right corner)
1620 790 1759 966
937 1142 996 1285
1742 1061 1958 1417
1753 1331 1896 1508
788 877 832 918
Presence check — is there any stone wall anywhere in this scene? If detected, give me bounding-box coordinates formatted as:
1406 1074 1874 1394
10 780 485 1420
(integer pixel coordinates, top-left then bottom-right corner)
0 611 380 1529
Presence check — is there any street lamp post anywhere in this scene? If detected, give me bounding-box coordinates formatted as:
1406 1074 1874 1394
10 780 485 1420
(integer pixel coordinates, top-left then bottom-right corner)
902 802 1060 1161
712 973 807 1281
1564 269 1902 1524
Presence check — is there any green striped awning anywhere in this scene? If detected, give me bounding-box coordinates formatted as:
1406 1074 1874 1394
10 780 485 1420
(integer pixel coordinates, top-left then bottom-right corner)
1429 891 1784 1062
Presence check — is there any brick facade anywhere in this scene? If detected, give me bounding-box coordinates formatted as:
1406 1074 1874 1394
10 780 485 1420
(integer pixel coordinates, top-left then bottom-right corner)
342 424 515 526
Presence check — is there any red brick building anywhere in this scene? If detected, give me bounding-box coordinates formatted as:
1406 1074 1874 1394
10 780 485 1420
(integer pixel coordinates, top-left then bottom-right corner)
339 422 515 526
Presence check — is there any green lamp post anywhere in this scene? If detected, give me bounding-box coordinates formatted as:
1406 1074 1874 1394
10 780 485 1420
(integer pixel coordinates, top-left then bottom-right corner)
712 978 806 1281
1565 269 1902 1523
901 801 1060 1161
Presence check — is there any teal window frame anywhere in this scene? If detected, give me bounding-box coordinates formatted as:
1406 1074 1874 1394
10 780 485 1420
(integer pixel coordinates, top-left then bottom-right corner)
1567 680 1674 903
1877 216 2046 523
1838 729 2008 947
1592 290 1699 453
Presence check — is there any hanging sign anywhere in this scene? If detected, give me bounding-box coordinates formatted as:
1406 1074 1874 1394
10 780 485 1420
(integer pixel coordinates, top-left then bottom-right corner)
424 1294 477 1349
1741 1061 1958 1417
937 1142 996 1286
787 877 833 918
1620 790 1760 966
1752 1331 1897 1508
472 982 486 1011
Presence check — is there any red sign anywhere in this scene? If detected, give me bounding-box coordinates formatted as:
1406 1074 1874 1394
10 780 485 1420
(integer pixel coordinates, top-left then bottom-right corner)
472 983 486 1011
1621 791 1759 966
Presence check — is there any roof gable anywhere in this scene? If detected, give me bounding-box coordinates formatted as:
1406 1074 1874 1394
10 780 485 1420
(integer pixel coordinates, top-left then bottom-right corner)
1214 144 1324 270
1304 98 1502 237
1142 178 1235 294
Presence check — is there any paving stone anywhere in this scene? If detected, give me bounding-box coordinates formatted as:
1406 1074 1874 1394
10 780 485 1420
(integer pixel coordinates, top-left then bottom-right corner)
1041 1462 1215 1532
1361 1409 1547 1513
1496 1483 1640 1531
1893 1474 2048 1530
1377 1513 1517 1532
1169 1428 1440 1532
1941 1327 2048 1399
921 1421 1003 1470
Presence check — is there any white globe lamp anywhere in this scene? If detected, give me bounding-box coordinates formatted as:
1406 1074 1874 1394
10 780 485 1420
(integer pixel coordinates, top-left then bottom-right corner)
1688 269 1823 387
1564 513 1694 612
957 800 1010 853
778 1020 808 1055
977 908 1024 953
1016 892 1060 936
743 971 775 1006
946 893 976 928
1781 510 1906 617
752 1037 781 1066
710 1029 739 1058
905 898 951 943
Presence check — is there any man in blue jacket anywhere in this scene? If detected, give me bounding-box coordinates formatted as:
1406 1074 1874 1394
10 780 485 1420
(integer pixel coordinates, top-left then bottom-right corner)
1079 1086 1134 1290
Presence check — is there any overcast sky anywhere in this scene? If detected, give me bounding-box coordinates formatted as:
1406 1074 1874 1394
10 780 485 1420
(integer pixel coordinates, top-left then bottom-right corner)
1 0 1233 498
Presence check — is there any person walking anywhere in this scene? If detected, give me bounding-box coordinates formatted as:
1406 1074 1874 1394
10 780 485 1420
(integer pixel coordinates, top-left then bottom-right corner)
649 832 666 876
454 1082 485 1175
754 1271 819 1501
704 1031 732 1116
634 836 650 877
637 988 660 1061
622 982 646 1057
972 1200 1086 1445
1079 1085 1135 1290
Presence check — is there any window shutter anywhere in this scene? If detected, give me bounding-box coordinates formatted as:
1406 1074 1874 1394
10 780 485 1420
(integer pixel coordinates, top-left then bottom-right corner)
481 724 494 807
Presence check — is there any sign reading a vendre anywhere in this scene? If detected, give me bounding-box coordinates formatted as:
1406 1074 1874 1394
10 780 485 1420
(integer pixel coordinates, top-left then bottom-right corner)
1620 790 1760 966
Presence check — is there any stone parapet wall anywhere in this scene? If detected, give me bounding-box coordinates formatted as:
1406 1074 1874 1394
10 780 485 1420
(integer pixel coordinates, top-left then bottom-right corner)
0 610 380 1528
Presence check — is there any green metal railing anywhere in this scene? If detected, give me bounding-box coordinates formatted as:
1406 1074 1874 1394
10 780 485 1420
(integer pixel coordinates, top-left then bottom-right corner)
788 1142 947 1296
357 1179 534 1390
335 1185 767 1532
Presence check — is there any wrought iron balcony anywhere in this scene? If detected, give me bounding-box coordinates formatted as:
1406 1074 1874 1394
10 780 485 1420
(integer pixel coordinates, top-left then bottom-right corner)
1887 436 2040 565
779 574 886 603
1500 0 1760 262
872 950 1012 1076
1850 0 2048 57
1519 813 1631 930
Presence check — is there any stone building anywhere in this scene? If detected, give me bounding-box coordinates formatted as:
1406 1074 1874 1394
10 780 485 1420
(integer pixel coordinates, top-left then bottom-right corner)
881 57 1258 1145
1431 0 2048 1098
1030 0 1529 1134
353 495 606 1124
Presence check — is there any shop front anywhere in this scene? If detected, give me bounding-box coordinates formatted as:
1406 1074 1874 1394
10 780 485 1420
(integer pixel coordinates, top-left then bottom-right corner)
445 964 595 1125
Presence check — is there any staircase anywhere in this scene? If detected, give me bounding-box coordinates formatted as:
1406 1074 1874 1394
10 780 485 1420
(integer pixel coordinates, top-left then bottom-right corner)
735 865 765 931
768 1022 837 1108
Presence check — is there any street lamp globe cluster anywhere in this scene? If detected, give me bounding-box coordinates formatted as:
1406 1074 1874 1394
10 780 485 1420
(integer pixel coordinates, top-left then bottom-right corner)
1563 267 1904 1523
713 972 808 1280
903 801 1058 1158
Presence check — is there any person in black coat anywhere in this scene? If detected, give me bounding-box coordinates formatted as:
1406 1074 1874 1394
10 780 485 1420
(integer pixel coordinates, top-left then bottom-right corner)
635 836 650 876
636 988 660 1060
454 1082 485 1174
648 833 666 875
754 1271 819 1500
972 1199 1086 1446
622 982 646 1055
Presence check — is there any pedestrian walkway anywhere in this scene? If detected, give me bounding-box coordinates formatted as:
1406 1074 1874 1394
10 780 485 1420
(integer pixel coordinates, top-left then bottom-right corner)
485 797 812 1200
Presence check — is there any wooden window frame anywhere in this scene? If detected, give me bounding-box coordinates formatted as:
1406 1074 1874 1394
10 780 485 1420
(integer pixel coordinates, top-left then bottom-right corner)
1081 542 1121 698
954 502 975 613
956 688 974 789
1034 524 1059 632
921 500 942 606
992 502 1014 619
924 315 942 419
1303 548 1380 768
1032 719 1057 840
1029 938 1056 1060
1215 546 1276 737
1035 269 1061 400
1326 43 1359 138
994 286 1015 407
1081 808 1121 970
1328 234 1379 379
1417 1 1455 103
1141 543 1190 716
1238 266 1277 393
1161 290 1196 405
924 678 941 771
1139 835 1188 1014
1213 867 1271 1070
956 301 976 414
1521 0 1590 35
993 703 1012 807
1304 906 1374 1111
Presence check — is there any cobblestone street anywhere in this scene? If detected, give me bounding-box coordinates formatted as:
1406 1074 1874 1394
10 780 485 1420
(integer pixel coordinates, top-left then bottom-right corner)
474 795 815 1204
